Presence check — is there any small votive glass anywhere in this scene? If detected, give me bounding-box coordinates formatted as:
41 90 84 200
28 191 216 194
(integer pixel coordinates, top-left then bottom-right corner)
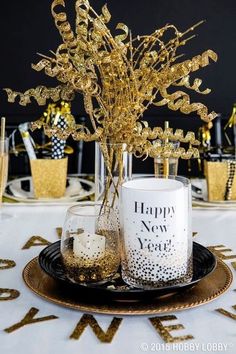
153 140 180 177
120 176 193 289
154 157 179 176
61 203 120 283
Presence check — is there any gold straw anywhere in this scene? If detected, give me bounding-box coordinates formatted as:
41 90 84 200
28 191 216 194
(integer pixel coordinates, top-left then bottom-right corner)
163 121 169 178
0 117 6 156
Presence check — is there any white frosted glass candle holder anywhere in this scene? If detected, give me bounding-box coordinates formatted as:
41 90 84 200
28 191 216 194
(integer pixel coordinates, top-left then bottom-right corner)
120 176 193 289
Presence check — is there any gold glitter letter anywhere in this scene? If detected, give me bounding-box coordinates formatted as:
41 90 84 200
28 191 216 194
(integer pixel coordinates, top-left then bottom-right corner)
208 245 236 260
4 307 58 333
149 315 194 343
22 236 51 250
0 259 16 270
231 262 236 271
70 314 122 343
216 305 236 320
0 288 20 301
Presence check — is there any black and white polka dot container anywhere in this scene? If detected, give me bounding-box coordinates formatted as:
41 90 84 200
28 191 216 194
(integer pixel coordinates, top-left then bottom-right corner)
51 117 67 160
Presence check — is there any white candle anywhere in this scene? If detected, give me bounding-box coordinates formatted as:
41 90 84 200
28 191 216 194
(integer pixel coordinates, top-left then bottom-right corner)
73 231 106 261
120 178 190 283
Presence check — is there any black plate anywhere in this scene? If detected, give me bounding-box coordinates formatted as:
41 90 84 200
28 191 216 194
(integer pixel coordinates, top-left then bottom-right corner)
38 241 216 301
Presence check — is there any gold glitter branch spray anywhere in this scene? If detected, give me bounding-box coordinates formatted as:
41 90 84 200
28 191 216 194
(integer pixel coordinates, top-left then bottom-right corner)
163 121 169 178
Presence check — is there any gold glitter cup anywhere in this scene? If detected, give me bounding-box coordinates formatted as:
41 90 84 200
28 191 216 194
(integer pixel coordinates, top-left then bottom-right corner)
120 176 193 289
61 203 120 283
204 161 236 201
30 157 68 199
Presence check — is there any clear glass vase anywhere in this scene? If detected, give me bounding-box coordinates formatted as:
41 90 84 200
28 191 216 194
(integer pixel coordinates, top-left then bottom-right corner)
95 142 132 208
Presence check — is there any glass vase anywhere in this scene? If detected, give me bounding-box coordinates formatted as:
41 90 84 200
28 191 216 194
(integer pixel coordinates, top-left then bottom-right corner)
95 142 132 208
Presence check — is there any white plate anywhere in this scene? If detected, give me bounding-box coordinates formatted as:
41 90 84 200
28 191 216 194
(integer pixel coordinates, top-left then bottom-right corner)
4 177 95 203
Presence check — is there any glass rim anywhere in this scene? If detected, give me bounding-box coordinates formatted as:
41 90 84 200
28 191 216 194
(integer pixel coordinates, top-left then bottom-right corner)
121 175 190 192
67 202 103 217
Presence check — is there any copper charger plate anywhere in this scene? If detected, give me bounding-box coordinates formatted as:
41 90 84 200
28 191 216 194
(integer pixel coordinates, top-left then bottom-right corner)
23 256 232 316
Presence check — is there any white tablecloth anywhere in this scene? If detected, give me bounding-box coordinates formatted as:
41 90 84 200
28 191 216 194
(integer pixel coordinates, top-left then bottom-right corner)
0 204 236 354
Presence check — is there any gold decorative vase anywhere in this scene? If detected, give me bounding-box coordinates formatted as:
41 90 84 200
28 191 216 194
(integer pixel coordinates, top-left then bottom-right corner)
30 158 68 199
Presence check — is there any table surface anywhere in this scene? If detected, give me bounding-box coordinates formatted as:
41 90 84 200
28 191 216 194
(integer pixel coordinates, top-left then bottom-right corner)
0 203 236 354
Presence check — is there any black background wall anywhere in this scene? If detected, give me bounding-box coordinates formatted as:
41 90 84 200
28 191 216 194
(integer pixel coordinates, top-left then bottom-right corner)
1 0 236 175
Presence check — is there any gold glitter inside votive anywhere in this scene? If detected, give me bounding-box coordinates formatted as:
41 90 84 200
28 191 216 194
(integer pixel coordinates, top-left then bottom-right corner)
30 158 68 198
62 249 120 283
62 230 120 283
